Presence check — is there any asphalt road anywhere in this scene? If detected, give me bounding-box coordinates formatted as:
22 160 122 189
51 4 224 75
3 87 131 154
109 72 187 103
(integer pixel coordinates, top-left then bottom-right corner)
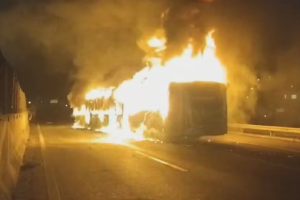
14 124 300 200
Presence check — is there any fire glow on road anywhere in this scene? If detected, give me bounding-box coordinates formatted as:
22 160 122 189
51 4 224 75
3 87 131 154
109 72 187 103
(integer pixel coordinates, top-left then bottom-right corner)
92 136 188 172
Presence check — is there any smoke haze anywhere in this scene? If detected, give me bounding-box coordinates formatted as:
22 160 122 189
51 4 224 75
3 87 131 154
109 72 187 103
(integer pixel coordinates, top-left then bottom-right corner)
1 0 300 122
0 0 167 102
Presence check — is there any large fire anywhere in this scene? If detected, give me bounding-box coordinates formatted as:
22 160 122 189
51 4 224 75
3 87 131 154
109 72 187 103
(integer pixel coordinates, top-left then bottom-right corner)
72 31 226 142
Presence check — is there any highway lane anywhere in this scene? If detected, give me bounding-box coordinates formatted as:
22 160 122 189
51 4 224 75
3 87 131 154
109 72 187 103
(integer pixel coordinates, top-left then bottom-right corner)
14 125 300 200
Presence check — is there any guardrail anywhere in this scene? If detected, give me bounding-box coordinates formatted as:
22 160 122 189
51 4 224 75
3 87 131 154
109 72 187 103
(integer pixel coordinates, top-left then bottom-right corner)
228 124 300 141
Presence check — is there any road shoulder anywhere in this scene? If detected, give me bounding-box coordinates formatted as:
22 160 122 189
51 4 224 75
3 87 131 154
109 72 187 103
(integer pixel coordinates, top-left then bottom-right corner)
206 133 300 153
12 124 48 200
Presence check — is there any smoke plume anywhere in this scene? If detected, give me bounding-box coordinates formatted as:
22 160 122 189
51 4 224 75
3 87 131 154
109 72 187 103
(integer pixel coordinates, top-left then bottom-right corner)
1 0 300 123
0 0 167 102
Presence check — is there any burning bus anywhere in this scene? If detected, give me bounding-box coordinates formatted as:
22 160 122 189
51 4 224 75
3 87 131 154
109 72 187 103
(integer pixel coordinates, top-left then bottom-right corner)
71 31 227 142
73 88 124 130
128 81 227 141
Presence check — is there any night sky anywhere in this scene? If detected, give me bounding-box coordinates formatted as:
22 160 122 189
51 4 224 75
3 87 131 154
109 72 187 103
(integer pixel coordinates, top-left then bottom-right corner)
1 0 300 101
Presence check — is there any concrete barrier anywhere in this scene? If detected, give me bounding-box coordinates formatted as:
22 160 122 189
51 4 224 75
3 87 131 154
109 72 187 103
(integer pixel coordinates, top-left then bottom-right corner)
0 112 29 200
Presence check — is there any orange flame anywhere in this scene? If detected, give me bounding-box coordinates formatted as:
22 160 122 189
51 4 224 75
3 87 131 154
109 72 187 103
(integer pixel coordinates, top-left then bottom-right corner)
72 31 226 142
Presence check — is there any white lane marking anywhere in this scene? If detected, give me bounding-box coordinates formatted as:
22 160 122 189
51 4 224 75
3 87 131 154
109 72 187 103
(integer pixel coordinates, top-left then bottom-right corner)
38 125 62 200
135 151 188 172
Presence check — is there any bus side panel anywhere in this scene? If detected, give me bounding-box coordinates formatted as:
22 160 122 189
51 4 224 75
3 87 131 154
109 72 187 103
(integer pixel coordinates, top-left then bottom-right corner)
183 83 227 136
164 85 185 141
165 82 227 141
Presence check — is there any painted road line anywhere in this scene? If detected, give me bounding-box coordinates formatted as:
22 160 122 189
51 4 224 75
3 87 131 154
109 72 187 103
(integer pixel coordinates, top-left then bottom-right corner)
135 151 188 172
38 125 61 200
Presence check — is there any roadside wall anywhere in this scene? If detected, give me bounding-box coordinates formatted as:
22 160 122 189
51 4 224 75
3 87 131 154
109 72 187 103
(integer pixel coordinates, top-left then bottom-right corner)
0 112 29 200
0 51 27 115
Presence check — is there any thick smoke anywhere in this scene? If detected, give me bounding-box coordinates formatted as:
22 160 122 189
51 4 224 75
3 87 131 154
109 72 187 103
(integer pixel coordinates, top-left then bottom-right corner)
1 0 300 123
212 0 300 123
161 0 259 123
161 0 300 123
0 0 167 102
0 0 259 122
